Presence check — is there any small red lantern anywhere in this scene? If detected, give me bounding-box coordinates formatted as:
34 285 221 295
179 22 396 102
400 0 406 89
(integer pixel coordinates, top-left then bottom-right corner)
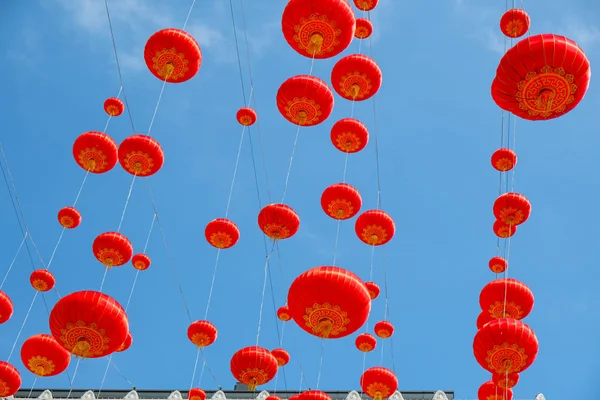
118 134 165 177
493 192 531 226
499 9 530 38
321 183 362 220
355 210 395 246
258 204 300 240
355 18 373 39
360 367 398 400
104 98 124 116
230 346 278 390
364 281 380 300
277 305 291 321
187 320 218 347
58 206 81 229
374 320 394 339
0 290 14 324
236 108 257 126
92 232 133 267
132 253 151 271
355 333 377 352
188 388 206 400
20 334 70 377
491 148 517 172
0 361 21 397
488 256 507 274
205 218 240 249
30 269 55 292
271 348 290 367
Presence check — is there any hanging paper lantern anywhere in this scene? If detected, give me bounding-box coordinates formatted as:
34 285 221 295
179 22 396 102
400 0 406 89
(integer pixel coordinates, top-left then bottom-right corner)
364 281 380 300
354 0 378 11
49 290 129 358
281 0 356 59
488 256 507 274
237 108 257 126
92 232 133 267
493 193 531 226
57 206 81 229
271 348 290 367
117 332 132 352
499 9 530 38
73 131 118 174
205 218 240 249
491 34 591 121
476 312 493 330
118 134 165 177
478 381 513 400
374 320 394 339
355 210 395 246
355 18 373 39
330 118 369 153
104 98 124 117
360 367 398 400
132 253 151 271
0 361 21 397
331 54 382 101
20 334 71 377
491 148 517 172
258 204 300 240
277 305 292 321
493 220 516 238
230 346 278 390
473 318 539 374
355 333 377 352
493 372 520 389
144 28 202 83
187 320 218 348
30 269 55 292
299 392 331 400
287 266 371 339
479 278 534 320
0 290 13 324
321 183 362 220
188 388 206 400
276 75 335 126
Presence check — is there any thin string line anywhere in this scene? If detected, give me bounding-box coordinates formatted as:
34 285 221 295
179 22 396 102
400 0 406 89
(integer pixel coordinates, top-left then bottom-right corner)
182 0 198 30
117 174 137 232
315 339 325 389
203 249 220 320
0 233 27 290
99 266 109 292
189 348 201 390
72 171 90 207
199 348 219 387
255 242 276 346
125 213 156 312
66 358 82 400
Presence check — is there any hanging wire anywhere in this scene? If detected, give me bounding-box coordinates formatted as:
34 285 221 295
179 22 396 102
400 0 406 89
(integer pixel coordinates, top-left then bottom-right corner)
0 233 27 290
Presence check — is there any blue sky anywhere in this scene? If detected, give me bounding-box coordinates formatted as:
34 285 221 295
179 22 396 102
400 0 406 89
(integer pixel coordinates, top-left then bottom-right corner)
1 0 599 399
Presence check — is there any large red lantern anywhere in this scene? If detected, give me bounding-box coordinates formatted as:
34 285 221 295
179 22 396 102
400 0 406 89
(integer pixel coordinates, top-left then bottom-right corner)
57 206 81 229
72 132 118 174
321 183 362 220
491 148 517 172
473 318 539 375
277 305 292 321
331 54 382 101
360 367 398 400
144 28 202 83
364 281 380 299
281 0 355 59
355 210 395 246
374 320 394 339
0 290 13 324
479 278 534 320
20 334 71 377
355 333 377 352
493 193 531 226
49 290 129 358
276 75 334 126
230 346 278 390
330 118 369 153
118 134 165 177
188 388 206 400
271 348 290 367
30 269 55 292
0 361 21 397
287 266 371 339
205 218 240 249
499 9 530 39
104 98 124 117
491 34 591 120
187 320 218 348
478 381 513 400
92 232 133 267
258 204 300 240
488 256 507 274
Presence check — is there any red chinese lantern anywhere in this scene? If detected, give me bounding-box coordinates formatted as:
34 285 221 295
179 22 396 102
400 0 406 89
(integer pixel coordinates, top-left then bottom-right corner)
321 183 362 220
205 218 240 249
0 290 13 324
364 281 380 300
493 220 516 238
30 269 55 292
331 54 382 101
355 18 373 39
188 388 206 400
281 0 355 59
277 305 292 321
493 372 519 389
271 348 290 367
266 396 281 400
118 134 165 177
0 361 21 397
92 232 133 267
144 28 201 83
374 320 394 339
355 333 377 352
57 206 81 229
491 148 517 172
478 381 513 400
476 312 493 330
20 334 70 377
276 75 334 126
187 320 218 347
104 98 124 117
237 108 257 126
230 346 278 390
49 290 129 358
499 9 530 38
360 367 398 400
493 193 531 226
479 278 534 320
488 256 507 274
73 131 118 174
132 253 151 271
473 318 539 374
117 332 132 352
258 204 300 240
330 118 369 153
355 210 395 246
491 34 591 121
300 392 331 400
287 266 371 339
354 0 378 11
